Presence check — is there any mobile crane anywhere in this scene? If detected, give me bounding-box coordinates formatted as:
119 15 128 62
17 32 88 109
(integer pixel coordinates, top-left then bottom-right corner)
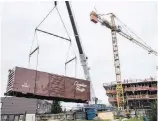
65 2 96 104
90 11 157 110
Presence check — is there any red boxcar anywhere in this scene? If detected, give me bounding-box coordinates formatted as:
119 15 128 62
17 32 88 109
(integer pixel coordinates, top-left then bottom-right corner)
5 67 90 103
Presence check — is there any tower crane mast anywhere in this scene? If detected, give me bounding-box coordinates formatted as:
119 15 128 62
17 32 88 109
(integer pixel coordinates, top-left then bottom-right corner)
90 11 157 109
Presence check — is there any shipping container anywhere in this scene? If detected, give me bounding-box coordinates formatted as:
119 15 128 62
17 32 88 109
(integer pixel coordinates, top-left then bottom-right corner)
4 67 90 103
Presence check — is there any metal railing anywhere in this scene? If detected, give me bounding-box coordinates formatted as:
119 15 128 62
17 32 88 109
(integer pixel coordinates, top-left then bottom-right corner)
103 77 157 87
108 94 157 102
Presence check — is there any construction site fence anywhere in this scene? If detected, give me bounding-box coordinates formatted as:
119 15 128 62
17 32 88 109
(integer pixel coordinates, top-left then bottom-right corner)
36 112 86 121
113 109 151 118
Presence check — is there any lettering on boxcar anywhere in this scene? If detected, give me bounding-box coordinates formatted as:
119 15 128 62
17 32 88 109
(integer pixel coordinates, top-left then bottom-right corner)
22 82 29 88
74 81 87 92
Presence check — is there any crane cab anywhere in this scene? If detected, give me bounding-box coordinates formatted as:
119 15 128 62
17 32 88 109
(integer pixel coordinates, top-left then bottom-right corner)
90 11 98 23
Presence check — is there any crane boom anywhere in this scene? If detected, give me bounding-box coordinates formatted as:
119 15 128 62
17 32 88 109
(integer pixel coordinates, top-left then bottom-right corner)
118 31 157 56
96 13 157 56
65 1 90 83
65 2 96 103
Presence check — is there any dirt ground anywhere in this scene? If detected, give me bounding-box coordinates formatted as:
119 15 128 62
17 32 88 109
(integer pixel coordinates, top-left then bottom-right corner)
98 111 114 120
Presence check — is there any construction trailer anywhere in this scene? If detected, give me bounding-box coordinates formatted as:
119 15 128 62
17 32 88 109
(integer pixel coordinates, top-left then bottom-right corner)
103 77 157 109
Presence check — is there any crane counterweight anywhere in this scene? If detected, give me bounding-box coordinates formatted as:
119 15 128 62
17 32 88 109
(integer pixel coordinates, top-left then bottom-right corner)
90 11 98 23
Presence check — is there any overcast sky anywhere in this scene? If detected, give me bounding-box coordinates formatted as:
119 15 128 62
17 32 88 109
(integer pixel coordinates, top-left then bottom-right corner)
1 1 158 106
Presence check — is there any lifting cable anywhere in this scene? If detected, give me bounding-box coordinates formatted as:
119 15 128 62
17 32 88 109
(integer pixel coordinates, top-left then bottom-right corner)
55 4 77 77
28 30 39 94
36 5 57 29
28 30 37 67
65 43 77 77
29 2 77 78
29 2 57 68
28 32 39 70
35 33 40 71
35 1 71 41
28 3 57 67
34 33 39 94
56 6 71 41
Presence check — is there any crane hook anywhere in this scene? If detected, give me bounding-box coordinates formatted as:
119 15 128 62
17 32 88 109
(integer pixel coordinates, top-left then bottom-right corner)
54 1 57 6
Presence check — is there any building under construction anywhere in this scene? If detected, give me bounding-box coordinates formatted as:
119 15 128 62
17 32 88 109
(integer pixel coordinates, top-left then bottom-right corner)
103 77 157 109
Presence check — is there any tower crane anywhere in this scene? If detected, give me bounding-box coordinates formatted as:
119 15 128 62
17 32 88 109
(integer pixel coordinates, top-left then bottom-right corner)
90 11 157 109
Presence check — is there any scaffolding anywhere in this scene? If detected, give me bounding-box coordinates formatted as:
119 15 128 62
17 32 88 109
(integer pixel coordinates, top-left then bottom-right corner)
103 77 157 109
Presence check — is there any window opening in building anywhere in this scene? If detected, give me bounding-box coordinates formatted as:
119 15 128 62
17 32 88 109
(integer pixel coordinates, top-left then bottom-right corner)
37 103 40 109
2 115 8 121
0 102 2 108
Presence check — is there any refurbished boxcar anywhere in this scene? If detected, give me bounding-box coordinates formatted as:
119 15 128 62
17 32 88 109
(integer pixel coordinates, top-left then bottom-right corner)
5 67 90 103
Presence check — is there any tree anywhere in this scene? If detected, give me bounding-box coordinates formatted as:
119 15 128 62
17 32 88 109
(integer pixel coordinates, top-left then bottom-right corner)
147 101 157 121
51 100 62 114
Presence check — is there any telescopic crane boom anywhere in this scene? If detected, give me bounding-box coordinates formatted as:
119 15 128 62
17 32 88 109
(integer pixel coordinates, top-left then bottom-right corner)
65 2 96 103
90 11 157 109
65 2 90 80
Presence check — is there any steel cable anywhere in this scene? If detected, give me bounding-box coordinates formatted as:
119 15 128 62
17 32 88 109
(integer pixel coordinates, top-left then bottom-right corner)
28 30 36 67
36 5 57 29
56 7 71 41
115 16 149 47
